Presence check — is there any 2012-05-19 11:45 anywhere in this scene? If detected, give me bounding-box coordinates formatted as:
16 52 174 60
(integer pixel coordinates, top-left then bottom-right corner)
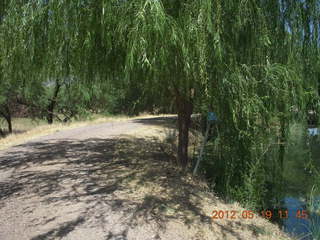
211 209 308 220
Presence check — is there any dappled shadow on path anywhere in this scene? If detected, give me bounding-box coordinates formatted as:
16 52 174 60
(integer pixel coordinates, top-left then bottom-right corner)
30 216 85 240
0 134 255 239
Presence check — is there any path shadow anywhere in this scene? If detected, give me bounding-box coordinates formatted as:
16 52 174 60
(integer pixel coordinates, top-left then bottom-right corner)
0 116 279 240
30 217 85 240
0 132 239 239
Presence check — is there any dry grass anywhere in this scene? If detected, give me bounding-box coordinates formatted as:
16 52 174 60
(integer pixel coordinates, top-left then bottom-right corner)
124 122 205 165
0 114 174 151
122 123 292 240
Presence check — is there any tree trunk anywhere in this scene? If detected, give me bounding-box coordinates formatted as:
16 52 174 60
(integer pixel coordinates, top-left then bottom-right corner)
277 117 286 196
47 80 61 124
176 96 193 168
6 114 12 133
0 104 12 134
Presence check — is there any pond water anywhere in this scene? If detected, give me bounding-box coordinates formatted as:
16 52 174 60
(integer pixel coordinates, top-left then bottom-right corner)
308 128 319 136
280 197 319 240
270 126 320 239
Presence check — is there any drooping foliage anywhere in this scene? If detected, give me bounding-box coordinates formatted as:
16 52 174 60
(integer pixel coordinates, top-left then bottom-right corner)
1 0 320 207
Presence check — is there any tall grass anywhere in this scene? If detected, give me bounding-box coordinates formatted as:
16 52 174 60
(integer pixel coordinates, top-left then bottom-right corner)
306 182 320 239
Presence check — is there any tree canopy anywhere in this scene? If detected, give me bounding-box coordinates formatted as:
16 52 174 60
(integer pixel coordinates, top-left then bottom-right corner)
1 0 320 207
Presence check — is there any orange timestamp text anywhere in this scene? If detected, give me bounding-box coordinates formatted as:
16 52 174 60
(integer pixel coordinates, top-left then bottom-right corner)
211 209 308 220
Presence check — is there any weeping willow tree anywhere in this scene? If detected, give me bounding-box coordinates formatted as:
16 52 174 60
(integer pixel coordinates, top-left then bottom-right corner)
0 0 114 125
0 0 28 133
201 0 320 207
1 0 213 166
116 0 215 167
2 0 320 206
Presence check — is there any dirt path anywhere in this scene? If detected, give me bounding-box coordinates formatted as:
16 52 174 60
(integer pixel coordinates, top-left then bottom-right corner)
0 117 290 240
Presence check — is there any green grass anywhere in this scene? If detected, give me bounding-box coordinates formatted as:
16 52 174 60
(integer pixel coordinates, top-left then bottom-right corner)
307 186 320 240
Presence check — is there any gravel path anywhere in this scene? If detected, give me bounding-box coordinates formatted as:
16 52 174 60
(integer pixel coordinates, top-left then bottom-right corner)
0 117 290 240
0 118 163 240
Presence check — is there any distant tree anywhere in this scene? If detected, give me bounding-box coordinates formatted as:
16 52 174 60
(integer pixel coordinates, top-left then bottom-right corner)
0 1 24 134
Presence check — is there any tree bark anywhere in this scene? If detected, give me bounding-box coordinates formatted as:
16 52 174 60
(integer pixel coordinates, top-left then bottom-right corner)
6 114 12 133
176 95 193 168
1 106 11 133
47 80 61 124
278 118 286 179
0 104 12 134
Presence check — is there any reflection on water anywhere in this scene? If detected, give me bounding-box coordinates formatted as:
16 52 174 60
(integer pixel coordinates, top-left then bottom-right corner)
274 124 320 239
279 196 320 240
282 197 311 240
308 128 319 136
264 196 320 240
